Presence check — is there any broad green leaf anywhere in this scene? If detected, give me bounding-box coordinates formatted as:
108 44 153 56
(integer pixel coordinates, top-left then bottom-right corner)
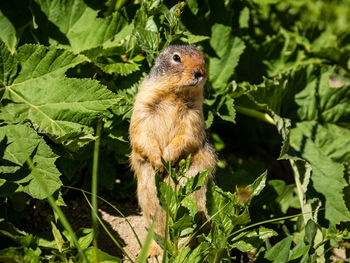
15 44 86 82
209 24 245 90
265 236 293 263
95 61 140 76
248 65 350 224
1 44 119 146
289 121 350 224
0 124 62 199
0 40 17 86
0 10 16 53
34 0 127 53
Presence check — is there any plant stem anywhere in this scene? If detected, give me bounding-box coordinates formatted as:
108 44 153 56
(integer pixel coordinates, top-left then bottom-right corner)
290 159 313 223
235 105 275 125
92 120 102 262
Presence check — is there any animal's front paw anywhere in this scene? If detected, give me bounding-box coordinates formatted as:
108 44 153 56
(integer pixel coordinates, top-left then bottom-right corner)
148 154 165 172
162 145 180 164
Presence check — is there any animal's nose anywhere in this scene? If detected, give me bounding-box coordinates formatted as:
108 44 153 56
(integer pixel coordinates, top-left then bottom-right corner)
193 69 204 79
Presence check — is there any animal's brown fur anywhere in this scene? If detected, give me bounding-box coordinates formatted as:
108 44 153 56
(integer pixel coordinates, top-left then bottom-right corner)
129 45 217 256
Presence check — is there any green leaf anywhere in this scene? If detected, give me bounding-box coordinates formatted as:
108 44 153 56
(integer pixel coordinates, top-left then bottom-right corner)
51 221 64 253
304 219 317 245
288 241 310 261
0 124 62 199
265 236 293 263
186 0 199 15
250 170 267 197
181 32 210 45
82 247 122 263
1 44 119 147
239 7 250 28
14 44 86 82
248 65 350 224
232 227 277 252
288 122 350 224
0 247 40 263
34 0 128 53
0 40 17 86
0 11 16 53
209 24 245 90
182 168 209 196
216 95 236 123
0 219 34 247
96 61 140 76
206 179 249 232
76 228 93 250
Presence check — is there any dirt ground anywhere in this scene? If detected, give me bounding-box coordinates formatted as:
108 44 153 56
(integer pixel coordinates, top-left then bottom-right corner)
22 198 147 261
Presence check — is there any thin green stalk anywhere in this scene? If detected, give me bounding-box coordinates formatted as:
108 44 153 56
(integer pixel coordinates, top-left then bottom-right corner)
235 105 275 125
229 210 319 240
63 185 142 248
92 120 102 262
13 131 88 262
162 163 172 263
82 192 134 263
137 220 155 263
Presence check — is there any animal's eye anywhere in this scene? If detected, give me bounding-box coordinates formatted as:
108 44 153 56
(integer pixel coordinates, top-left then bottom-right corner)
173 54 181 63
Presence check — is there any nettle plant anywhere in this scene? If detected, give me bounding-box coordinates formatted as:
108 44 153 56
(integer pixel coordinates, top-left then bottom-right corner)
153 156 269 262
1 0 350 262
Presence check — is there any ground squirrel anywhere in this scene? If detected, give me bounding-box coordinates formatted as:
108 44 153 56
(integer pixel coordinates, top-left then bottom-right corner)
129 45 217 255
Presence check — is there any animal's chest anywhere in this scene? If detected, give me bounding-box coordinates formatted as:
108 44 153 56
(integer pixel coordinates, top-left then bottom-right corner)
148 101 186 145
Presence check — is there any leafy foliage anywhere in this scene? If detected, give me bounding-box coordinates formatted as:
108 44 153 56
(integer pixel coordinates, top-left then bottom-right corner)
0 0 350 262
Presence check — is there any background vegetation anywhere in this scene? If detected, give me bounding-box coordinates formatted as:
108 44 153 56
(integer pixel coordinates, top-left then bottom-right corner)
0 0 350 262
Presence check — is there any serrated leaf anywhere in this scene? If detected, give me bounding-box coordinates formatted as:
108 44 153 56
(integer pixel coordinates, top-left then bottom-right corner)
96 61 140 76
248 65 350 224
14 44 86 82
0 124 62 199
1 44 119 146
209 24 245 90
34 0 127 53
289 121 350 224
